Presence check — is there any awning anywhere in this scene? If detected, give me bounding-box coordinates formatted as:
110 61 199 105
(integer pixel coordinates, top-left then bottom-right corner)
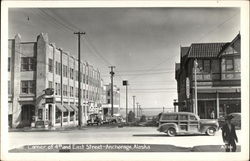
64 104 74 112
56 104 67 112
70 105 78 111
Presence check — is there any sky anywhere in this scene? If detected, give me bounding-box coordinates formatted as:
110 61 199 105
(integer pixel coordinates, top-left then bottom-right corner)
8 7 240 113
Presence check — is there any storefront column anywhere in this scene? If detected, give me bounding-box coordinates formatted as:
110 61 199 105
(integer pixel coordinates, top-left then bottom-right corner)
51 104 56 126
216 92 220 119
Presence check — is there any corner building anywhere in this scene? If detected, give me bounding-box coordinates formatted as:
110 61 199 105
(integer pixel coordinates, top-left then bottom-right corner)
175 34 241 119
8 33 102 128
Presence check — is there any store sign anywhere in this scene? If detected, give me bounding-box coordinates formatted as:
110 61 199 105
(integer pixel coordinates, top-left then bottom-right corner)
186 77 190 98
45 97 55 104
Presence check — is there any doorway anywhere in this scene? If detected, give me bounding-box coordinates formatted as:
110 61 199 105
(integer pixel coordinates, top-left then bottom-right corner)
21 104 35 127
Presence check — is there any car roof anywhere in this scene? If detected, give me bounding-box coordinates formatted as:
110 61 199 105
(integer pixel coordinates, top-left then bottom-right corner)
161 112 196 115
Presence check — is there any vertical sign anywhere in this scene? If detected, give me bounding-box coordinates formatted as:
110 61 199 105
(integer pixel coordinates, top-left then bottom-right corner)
186 77 190 98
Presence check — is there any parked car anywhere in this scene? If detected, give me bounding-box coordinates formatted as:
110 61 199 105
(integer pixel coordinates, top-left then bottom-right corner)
87 114 102 126
157 112 219 136
35 120 49 128
218 113 241 130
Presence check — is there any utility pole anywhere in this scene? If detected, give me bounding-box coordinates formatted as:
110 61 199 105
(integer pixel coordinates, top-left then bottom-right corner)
109 66 115 117
132 96 136 114
136 102 139 118
163 106 165 113
74 32 85 127
194 59 198 115
123 80 129 123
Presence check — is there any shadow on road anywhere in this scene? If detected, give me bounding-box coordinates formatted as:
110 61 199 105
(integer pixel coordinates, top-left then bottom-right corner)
133 134 206 137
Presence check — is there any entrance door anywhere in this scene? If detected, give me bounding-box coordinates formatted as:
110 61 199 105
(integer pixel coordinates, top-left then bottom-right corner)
21 104 35 127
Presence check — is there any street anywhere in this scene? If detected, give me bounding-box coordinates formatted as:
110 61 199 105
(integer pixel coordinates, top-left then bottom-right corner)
8 126 242 152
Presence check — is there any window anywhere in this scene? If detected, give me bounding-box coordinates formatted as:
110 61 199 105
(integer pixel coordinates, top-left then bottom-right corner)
63 85 68 96
179 115 188 120
75 88 78 97
70 68 74 79
48 58 53 73
225 59 234 71
48 81 53 88
63 65 68 77
203 60 211 73
83 89 86 98
21 57 36 71
83 74 85 83
55 83 61 95
21 80 35 94
107 99 110 104
162 114 177 120
8 57 11 72
70 86 74 97
75 71 78 80
55 61 61 75
8 81 11 95
190 115 197 121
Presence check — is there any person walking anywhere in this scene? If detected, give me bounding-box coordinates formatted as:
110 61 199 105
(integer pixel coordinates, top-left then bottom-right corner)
210 110 215 119
222 115 238 152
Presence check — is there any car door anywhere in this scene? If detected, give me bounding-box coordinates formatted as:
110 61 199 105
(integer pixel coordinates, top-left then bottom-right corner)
178 114 188 132
188 114 199 133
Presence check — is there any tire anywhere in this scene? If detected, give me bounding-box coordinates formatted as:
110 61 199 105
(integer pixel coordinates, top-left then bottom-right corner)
206 127 216 136
167 128 176 137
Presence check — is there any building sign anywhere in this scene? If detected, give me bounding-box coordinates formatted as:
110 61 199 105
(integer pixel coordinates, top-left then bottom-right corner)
45 97 55 104
186 77 190 98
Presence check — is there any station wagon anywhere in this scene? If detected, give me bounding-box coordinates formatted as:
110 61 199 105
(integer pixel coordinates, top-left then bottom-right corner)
157 112 219 136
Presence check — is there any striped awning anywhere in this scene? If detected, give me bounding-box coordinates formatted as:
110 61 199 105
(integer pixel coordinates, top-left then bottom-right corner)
56 104 67 112
70 105 78 111
63 104 74 112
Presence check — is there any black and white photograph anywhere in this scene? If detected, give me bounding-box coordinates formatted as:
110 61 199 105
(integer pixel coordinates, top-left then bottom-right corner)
1 1 249 161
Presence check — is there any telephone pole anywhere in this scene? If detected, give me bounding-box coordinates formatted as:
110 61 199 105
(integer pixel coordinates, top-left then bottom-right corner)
74 31 85 127
136 102 139 118
109 66 115 117
132 96 136 114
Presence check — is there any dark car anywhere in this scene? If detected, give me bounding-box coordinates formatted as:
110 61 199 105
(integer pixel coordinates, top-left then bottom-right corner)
218 113 241 130
87 114 102 126
157 112 219 136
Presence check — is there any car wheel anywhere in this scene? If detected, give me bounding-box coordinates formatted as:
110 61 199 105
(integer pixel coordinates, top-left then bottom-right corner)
206 127 216 136
167 128 176 137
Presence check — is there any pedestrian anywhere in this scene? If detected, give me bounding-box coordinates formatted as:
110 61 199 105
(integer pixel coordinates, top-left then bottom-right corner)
210 110 215 119
222 115 238 152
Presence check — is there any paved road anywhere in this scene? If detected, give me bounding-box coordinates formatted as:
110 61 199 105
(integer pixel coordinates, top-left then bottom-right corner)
8 126 242 150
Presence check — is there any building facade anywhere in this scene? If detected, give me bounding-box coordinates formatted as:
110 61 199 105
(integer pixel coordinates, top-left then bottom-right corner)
175 34 241 119
8 33 102 128
101 84 120 117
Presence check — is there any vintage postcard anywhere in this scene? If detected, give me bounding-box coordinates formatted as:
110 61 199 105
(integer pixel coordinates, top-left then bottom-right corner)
1 1 249 161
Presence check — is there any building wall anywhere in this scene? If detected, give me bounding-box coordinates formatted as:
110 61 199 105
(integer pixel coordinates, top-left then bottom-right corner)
175 34 241 119
8 33 102 128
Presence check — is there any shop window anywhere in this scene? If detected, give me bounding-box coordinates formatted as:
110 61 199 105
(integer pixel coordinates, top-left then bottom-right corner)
38 109 43 120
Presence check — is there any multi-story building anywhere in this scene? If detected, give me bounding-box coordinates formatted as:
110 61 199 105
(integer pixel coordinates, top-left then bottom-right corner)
175 33 241 119
8 33 102 128
101 84 120 117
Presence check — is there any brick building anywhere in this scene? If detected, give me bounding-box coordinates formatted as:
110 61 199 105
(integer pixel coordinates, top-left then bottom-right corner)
175 33 241 119
8 33 102 128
